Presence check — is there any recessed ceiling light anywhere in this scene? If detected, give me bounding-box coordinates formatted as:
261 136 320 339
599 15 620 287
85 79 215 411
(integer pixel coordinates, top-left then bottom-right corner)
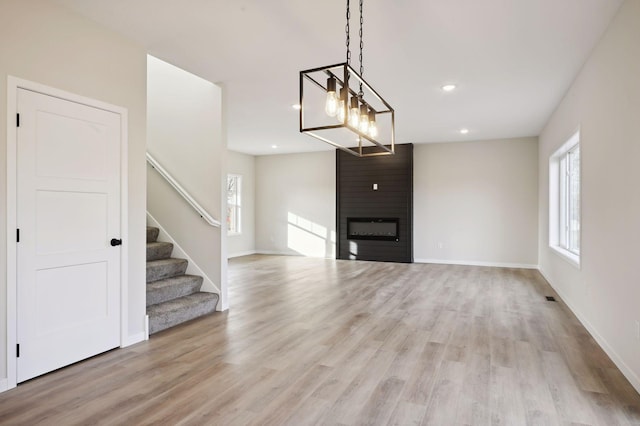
271 145 278 149
442 84 457 92
460 128 469 134
291 104 301 110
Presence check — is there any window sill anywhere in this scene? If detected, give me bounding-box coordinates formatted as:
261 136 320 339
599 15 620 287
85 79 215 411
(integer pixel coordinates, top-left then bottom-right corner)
550 245 581 269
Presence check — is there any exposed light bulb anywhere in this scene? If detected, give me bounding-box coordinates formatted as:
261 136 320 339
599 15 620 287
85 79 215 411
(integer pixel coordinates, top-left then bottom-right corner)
337 99 346 123
349 97 360 128
359 119 369 133
368 110 378 138
349 109 360 128
325 77 338 117
337 87 347 123
326 92 338 117
442 84 457 92
369 122 378 138
359 104 369 133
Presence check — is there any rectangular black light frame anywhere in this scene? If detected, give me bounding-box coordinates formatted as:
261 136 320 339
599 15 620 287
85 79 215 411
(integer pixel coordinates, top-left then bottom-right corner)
299 62 395 158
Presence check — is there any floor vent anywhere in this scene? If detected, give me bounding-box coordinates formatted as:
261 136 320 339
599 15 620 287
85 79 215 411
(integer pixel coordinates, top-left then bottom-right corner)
545 296 557 302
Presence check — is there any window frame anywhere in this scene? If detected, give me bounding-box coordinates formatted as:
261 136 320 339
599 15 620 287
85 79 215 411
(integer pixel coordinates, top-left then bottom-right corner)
227 174 242 236
549 130 581 268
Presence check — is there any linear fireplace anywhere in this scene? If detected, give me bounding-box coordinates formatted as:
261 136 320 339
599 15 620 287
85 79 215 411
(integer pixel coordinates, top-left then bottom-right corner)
347 218 399 241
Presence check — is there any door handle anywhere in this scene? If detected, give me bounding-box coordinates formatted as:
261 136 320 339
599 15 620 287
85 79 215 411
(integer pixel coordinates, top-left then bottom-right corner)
110 238 122 247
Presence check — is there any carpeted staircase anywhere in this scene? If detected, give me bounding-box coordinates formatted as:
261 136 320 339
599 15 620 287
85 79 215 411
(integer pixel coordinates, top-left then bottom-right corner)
146 226 218 334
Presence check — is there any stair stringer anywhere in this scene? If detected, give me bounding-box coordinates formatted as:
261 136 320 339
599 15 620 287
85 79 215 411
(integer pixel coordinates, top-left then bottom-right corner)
146 212 221 310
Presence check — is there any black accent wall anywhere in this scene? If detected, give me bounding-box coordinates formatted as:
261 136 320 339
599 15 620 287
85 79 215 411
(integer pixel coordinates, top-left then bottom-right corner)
336 143 413 263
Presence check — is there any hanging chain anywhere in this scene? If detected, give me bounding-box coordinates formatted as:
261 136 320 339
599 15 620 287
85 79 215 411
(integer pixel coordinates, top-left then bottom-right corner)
358 0 364 96
346 0 365 98
346 0 351 65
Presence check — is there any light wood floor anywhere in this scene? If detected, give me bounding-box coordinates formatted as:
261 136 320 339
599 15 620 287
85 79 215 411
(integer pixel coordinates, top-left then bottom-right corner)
1 255 639 425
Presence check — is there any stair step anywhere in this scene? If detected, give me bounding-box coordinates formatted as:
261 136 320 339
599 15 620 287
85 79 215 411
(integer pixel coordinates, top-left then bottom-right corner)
146 258 188 283
147 275 203 306
146 241 174 261
147 226 159 243
148 292 218 334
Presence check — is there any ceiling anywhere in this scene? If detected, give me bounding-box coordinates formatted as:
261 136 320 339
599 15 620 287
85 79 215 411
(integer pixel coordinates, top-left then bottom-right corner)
54 0 623 155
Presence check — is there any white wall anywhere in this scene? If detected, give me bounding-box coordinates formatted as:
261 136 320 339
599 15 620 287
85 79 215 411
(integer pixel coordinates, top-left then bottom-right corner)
255 152 336 258
538 0 640 393
146 56 226 308
414 138 539 267
227 151 256 257
0 0 147 383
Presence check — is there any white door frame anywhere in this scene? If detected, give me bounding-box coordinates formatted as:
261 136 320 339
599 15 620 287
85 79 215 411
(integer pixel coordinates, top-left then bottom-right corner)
5 76 129 391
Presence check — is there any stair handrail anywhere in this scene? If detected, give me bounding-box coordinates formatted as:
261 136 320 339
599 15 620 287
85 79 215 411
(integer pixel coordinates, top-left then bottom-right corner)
146 152 221 228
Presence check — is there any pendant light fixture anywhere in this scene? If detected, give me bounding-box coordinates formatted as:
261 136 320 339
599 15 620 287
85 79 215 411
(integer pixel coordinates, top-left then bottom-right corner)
299 0 395 157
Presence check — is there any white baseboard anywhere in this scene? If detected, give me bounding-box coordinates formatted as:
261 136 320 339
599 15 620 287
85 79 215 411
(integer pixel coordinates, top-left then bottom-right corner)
121 331 146 348
228 250 257 259
252 254 534 267
538 268 640 395
256 250 304 256
145 315 149 340
255 250 336 259
414 258 539 269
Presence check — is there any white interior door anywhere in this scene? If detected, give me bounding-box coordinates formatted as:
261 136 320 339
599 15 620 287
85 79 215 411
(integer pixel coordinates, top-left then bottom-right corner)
16 88 121 383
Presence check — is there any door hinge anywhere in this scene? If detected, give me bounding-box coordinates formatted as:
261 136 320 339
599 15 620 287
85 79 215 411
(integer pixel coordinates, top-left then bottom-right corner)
16 113 20 127
16 229 20 243
16 344 20 358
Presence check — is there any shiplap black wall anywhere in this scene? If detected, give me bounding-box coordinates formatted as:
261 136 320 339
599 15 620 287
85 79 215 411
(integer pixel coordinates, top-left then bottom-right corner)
336 144 413 263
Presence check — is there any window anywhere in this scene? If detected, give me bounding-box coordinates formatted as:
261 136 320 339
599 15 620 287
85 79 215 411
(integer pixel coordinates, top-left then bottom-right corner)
227 174 242 235
560 144 580 254
549 130 580 266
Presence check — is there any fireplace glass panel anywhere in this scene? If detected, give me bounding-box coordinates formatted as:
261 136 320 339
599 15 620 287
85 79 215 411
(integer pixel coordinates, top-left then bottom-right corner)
347 218 399 241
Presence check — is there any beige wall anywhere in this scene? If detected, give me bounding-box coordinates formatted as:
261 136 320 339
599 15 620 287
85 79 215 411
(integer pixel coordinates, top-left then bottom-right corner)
147 56 222 216
227 151 256 257
538 0 640 392
414 138 539 267
254 142 538 266
0 0 147 381
146 56 226 307
255 152 336 258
